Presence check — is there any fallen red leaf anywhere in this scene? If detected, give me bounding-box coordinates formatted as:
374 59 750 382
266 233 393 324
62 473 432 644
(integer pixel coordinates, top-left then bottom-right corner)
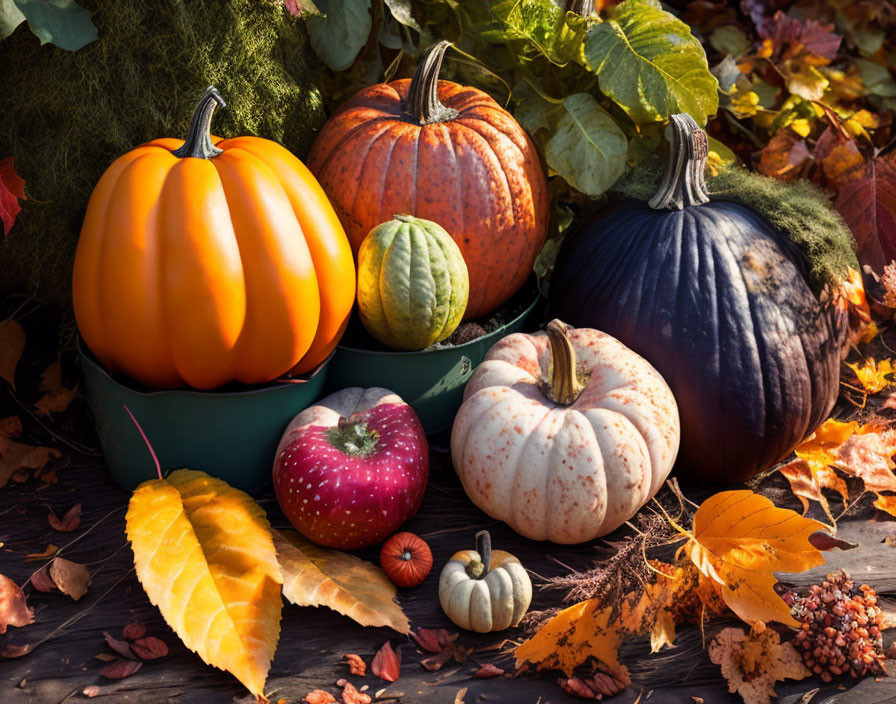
344 653 366 676
472 663 505 678
836 147 896 275
0 416 22 439
304 691 337 704
47 503 82 532
130 636 167 661
420 647 455 672
103 631 135 660
808 532 857 551
0 157 25 237
100 658 142 679
0 574 33 634
122 622 146 640
411 627 458 653
341 681 372 704
558 676 598 699
30 565 56 592
371 641 401 682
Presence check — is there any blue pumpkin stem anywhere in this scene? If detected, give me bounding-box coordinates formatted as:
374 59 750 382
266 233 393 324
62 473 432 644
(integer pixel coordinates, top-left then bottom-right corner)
649 113 711 211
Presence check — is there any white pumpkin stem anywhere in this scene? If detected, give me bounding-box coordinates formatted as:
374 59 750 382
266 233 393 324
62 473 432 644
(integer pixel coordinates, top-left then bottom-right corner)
546 320 584 406
649 113 711 211
467 530 492 579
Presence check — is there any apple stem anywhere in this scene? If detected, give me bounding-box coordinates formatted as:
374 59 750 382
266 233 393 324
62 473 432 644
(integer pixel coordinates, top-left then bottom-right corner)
326 415 380 457
124 405 163 481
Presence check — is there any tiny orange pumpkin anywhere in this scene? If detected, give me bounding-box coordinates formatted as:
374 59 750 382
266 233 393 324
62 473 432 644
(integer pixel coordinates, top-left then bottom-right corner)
380 532 432 588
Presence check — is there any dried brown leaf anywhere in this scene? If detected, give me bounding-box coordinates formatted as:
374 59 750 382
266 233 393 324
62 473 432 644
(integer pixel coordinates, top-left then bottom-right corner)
472 663 505 678
100 658 143 679
130 636 167 660
122 622 146 640
47 503 81 532
50 558 89 600
709 627 810 704
0 573 33 634
30 564 56 592
454 688 468 704
103 631 135 660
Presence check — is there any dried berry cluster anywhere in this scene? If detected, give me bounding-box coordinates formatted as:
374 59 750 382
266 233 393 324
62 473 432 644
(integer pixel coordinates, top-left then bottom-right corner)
785 570 887 682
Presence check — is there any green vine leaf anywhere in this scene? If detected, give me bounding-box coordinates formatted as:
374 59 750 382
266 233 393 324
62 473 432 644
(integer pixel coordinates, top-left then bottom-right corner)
482 0 590 66
305 0 373 72
584 0 718 125
1 0 97 51
544 93 628 197
384 0 420 32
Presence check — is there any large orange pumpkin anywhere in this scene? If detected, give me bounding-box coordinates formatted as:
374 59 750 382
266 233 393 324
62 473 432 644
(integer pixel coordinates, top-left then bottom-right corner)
306 42 549 320
73 87 355 390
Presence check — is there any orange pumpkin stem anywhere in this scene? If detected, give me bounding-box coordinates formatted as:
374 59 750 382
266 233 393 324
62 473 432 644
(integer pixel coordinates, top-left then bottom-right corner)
405 41 458 125
649 113 711 211
172 86 227 160
546 319 584 406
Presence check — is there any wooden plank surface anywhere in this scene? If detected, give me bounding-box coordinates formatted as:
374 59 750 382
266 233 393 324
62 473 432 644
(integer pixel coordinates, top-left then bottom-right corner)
1 306 895 704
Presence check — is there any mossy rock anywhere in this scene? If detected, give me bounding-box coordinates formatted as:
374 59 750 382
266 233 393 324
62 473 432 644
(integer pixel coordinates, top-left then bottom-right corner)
0 0 324 311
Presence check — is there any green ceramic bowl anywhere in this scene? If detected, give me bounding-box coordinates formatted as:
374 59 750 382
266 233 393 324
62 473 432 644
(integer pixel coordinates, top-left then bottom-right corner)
79 339 330 491
327 285 542 434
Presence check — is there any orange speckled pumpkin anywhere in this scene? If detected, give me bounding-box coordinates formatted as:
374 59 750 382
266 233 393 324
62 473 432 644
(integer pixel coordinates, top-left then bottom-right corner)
73 86 355 390
380 532 433 588
306 41 549 320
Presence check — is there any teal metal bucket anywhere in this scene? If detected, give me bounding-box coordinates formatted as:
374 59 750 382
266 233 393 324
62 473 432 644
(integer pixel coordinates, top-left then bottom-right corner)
79 339 330 491
327 288 542 434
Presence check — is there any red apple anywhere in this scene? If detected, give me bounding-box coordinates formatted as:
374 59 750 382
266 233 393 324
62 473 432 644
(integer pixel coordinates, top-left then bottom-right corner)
273 387 429 549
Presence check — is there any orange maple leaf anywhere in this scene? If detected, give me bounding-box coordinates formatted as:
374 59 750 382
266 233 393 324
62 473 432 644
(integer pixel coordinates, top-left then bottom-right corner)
678 491 825 629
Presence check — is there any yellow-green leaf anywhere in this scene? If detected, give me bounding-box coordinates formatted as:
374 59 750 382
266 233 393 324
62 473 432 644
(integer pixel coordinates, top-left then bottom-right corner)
274 529 409 634
126 469 282 697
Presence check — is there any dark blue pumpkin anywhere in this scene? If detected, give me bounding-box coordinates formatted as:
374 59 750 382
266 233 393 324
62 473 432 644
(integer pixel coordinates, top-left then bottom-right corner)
550 115 845 482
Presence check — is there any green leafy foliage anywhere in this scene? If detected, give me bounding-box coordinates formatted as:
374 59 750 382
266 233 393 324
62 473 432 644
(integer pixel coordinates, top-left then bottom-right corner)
545 93 627 196
306 0 373 72
295 0 720 223
585 0 719 125
0 0 97 51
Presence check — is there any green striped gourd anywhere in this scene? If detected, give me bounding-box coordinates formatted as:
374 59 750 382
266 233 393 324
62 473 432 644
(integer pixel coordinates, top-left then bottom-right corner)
357 215 469 351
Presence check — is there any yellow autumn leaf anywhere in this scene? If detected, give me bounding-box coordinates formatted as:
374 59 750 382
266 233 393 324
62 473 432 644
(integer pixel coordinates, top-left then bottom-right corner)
874 494 896 518
515 561 703 678
126 469 282 698
274 529 409 634
847 358 895 394
680 491 825 628
515 598 626 680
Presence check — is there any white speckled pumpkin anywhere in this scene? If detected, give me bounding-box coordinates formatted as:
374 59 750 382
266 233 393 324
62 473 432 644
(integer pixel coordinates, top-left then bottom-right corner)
451 320 680 544
438 531 531 633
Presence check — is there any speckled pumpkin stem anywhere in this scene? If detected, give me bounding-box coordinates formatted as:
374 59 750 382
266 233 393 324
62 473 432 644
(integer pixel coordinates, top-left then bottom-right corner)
649 113 711 211
546 319 584 406
405 41 458 125
172 86 227 160
467 530 492 579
